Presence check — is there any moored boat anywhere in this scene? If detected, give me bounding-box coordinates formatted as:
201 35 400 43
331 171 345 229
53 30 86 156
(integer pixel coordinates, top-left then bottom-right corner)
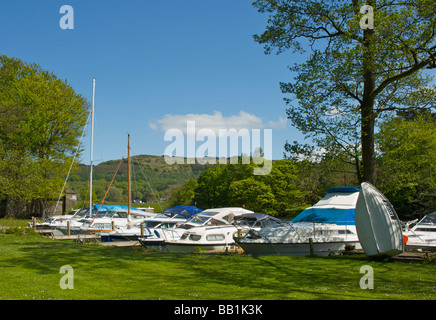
403 212 436 252
235 187 361 256
164 207 255 253
103 205 201 242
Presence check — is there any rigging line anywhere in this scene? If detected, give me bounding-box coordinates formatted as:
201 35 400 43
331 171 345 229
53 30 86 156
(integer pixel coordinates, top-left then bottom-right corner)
90 155 125 226
132 154 163 212
53 111 91 216
130 157 139 202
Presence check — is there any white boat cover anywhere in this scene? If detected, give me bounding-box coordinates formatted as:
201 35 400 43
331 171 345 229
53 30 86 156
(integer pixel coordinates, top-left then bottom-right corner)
355 182 404 257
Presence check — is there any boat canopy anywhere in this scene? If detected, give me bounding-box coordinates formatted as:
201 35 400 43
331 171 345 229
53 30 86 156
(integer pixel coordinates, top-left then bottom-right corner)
156 205 202 219
327 186 359 193
291 207 355 225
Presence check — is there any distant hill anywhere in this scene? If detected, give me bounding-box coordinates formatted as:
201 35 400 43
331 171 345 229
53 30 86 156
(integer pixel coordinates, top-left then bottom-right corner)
68 154 216 205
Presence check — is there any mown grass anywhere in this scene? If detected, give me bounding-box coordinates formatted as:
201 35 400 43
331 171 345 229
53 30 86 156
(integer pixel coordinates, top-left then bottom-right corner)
0 220 435 300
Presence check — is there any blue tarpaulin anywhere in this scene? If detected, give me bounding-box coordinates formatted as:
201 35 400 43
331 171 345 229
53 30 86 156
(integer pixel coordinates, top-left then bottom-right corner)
291 207 356 225
159 205 202 219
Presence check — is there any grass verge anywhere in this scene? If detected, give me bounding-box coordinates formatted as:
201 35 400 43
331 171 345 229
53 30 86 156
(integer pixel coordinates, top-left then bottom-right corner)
0 220 435 300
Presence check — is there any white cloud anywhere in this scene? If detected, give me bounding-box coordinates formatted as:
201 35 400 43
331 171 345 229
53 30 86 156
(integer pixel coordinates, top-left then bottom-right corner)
149 111 286 134
268 116 287 129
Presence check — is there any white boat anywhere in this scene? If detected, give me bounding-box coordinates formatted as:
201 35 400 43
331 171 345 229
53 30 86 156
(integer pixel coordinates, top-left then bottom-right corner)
29 209 84 235
403 212 436 252
355 182 404 257
58 204 156 235
235 187 361 256
102 205 201 242
164 207 255 253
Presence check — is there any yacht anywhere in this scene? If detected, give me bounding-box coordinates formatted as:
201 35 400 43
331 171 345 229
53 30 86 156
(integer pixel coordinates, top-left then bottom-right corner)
403 212 436 252
164 207 258 253
235 187 361 256
102 205 201 242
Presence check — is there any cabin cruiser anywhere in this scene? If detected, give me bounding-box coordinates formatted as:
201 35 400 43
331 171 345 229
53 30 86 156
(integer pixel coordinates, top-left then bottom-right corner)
58 204 156 235
102 205 201 242
164 207 268 253
235 187 361 256
403 212 436 252
29 207 95 236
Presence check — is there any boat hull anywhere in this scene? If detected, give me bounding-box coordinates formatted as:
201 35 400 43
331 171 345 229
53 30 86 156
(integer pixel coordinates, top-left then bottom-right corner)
355 182 404 257
237 240 360 256
165 242 238 253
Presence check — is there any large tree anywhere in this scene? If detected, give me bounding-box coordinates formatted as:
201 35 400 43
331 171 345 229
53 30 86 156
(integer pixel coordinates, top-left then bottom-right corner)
253 0 436 184
0 55 89 218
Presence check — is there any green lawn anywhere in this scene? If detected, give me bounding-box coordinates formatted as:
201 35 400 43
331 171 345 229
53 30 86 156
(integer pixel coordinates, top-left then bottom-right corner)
0 222 435 300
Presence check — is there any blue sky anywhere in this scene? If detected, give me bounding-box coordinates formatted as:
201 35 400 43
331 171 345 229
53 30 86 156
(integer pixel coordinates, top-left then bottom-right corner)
1 0 307 164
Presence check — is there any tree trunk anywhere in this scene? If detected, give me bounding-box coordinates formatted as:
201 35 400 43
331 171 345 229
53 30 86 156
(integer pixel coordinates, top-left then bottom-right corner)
361 3 377 185
361 103 377 184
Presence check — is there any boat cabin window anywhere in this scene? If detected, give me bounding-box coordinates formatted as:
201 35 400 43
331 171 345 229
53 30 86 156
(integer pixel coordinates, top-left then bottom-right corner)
338 230 355 235
189 234 201 241
143 221 161 228
206 219 227 226
206 234 225 241
160 223 173 229
415 228 436 232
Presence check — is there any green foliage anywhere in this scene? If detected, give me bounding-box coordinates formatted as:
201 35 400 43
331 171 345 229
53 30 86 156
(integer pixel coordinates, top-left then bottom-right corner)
192 158 334 217
170 178 198 207
377 114 436 218
0 55 88 217
68 155 214 205
229 178 276 215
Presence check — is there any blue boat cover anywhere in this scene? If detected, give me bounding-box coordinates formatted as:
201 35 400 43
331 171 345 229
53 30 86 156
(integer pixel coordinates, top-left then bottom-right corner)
291 207 356 225
327 186 359 193
160 205 202 219
92 204 143 212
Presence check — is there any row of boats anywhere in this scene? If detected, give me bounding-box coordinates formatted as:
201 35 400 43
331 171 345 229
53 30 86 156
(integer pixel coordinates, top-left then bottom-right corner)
32 183 436 257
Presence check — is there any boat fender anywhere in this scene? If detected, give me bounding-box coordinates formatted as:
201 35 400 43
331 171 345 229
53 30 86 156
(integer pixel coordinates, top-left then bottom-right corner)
154 230 160 238
403 235 408 244
146 227 152 235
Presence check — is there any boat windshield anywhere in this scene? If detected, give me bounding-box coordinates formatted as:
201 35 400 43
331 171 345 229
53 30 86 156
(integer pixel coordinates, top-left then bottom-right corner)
187 215 211 225
75 208 92 218
155 208 191 219
142 221 161 228
417 214 436 226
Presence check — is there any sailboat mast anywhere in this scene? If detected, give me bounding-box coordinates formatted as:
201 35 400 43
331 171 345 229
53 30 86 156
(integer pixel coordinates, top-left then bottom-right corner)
89 77 95 217
127 134 131 217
